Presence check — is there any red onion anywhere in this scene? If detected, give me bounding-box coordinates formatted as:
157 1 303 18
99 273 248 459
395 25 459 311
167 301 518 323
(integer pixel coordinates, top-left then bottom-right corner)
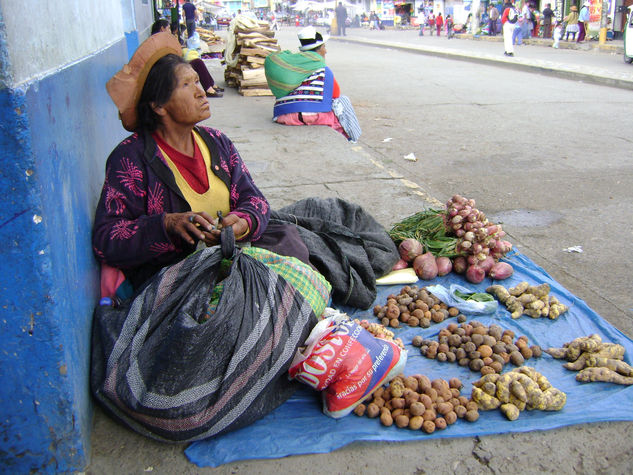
413 253 438 280
479 256 495 274
452 256 467 274
391 259 409 271
436 256 453 276
489 262 514 280
399 238 424 262
466 265 486 283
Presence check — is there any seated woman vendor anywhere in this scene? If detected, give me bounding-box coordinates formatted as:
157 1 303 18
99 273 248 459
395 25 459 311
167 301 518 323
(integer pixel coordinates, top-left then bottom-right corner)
94 32 304 297
264 26 361 142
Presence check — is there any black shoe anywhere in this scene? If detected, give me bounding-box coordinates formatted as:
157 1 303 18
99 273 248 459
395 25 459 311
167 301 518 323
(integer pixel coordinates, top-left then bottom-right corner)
214 86 225 92
508 52 514 56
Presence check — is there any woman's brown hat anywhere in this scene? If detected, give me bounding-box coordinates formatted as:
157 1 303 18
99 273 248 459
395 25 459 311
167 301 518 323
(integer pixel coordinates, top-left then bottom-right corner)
106 32 182 131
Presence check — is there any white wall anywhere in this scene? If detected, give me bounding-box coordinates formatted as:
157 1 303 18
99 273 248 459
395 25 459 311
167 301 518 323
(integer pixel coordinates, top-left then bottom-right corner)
0 0 124 86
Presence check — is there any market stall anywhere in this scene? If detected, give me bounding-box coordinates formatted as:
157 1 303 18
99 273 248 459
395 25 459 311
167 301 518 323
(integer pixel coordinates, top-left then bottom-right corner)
184 195 633 467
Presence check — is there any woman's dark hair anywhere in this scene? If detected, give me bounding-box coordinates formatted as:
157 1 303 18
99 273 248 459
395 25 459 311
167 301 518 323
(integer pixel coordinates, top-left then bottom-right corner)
136 54 188 132
151 19 170 35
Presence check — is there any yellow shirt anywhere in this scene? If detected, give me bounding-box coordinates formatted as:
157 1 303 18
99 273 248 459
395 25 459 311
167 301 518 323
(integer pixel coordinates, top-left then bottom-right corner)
159 131 230 219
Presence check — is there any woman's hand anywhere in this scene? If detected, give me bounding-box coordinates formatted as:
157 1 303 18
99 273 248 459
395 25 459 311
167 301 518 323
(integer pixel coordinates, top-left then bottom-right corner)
164 211 215 245
200 213 249 247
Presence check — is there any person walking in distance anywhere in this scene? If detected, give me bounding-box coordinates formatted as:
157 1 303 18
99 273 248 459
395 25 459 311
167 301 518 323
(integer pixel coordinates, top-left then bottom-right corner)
541 3 554 38
435 12 443 36
501 0 518 56
183 0 197 38
335 2 348 36
489 4 500 36
577 1 590 42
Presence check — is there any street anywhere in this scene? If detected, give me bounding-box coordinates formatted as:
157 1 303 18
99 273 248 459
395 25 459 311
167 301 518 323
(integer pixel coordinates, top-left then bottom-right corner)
87 27 633 474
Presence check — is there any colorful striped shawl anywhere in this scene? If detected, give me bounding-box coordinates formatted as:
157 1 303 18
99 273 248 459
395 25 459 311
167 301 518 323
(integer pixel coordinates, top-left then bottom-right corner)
264 50 326 98
272 67 334 118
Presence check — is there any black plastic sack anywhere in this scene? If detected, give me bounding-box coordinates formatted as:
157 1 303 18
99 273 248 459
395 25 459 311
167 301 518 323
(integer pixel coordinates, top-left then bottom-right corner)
91 228 318 442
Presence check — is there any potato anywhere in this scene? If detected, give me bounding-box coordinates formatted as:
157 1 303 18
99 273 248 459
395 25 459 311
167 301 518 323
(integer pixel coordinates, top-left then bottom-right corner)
422 420 436 433
454 405 467 418
391 397 405 409
420 394 433 409
449 377 462 390
395 414 410 428
465 410 480 422
366 403 380 418
434 417 447 430
380 410 393 426
373 396 385 408
445 411 458 425
466 401 479 412
478 345 493 358
405 392 420 407
391 408 404 418
424 387 438 400
410 401 425 416
422 409 436 421
437 402 452 416
353 404 366 416
510 351 525 366
409 415 424 430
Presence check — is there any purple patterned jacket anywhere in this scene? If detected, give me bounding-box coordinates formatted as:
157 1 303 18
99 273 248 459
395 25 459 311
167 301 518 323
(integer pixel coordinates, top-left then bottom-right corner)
92 126 270 288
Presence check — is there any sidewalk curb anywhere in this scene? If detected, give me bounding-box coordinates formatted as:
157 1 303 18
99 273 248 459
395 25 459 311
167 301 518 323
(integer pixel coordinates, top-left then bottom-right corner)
332 36 633 91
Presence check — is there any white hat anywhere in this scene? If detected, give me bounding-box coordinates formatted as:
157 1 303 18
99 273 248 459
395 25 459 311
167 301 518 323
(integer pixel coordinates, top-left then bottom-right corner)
298 26 329 51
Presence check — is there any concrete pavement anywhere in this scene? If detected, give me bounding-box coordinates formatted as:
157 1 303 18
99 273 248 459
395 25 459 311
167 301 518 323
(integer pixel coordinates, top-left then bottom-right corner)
330 28 633 90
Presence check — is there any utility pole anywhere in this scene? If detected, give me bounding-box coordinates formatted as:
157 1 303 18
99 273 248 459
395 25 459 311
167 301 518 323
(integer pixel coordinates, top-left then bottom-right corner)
599 0 608 44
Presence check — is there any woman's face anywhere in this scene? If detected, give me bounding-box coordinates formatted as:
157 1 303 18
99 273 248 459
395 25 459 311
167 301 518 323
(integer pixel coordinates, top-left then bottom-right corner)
157 63 210 127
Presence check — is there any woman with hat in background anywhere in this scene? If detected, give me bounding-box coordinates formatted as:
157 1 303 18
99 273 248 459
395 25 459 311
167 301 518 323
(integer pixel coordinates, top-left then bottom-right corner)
577 1 590 42
94 31 299 296
264 26 361 142
564 5 580 41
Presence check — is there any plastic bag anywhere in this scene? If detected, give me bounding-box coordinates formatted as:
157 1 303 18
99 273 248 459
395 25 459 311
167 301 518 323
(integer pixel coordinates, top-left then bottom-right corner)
426 283 498 315
91 228 319 442
288 310 407 418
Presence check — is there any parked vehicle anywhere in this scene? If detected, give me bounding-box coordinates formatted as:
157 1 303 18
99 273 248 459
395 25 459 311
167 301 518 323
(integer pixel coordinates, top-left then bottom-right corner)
625 6 633 63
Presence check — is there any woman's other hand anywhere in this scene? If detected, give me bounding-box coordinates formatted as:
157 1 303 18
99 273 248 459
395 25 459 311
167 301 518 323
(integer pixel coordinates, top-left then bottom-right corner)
200 213 249 246
164 211 215 245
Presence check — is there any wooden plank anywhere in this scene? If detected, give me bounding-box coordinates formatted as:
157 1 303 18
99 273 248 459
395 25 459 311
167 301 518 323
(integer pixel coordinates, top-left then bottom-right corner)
239 87 273 96
240 68 266 80
239 47 272 57
237 77 269 87
246 56 266 65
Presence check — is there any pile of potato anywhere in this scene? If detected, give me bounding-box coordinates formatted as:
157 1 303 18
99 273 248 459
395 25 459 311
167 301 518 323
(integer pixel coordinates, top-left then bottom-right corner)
413 321 542 375
547 334 633 385
353 374 479 433
487 282 569 320
373 285 464 329
471 367 566 420
354 318 405 349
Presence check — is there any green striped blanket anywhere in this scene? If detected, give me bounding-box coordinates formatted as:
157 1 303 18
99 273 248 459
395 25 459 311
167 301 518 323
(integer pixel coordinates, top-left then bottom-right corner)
264 50 326 99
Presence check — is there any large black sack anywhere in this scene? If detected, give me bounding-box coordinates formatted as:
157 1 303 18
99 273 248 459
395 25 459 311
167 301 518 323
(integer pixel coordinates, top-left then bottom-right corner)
269 198 399 309
91 229 318 442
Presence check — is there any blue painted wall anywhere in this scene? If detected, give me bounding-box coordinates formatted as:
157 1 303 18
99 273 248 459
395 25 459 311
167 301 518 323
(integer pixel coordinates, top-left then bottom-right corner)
0 38 129 472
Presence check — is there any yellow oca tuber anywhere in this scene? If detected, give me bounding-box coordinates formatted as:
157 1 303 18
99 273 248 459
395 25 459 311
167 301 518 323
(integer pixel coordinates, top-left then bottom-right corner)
547 334 632 383
487 282 569 320
471 367 565 420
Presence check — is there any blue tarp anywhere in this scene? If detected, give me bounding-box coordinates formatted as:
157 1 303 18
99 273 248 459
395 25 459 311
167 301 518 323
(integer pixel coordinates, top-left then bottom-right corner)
186 252 633 468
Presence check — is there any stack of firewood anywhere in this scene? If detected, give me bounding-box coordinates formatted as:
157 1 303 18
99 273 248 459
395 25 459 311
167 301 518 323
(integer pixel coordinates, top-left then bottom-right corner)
224 21 280 96
196 27 225 56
